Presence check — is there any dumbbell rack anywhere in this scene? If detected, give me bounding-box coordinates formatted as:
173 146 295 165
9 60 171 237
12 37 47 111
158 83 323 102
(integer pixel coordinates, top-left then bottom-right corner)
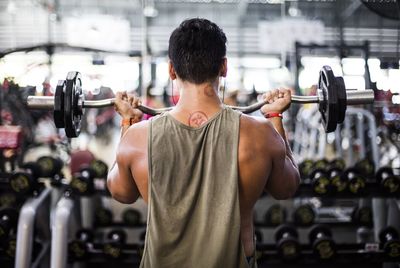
15 188 52 268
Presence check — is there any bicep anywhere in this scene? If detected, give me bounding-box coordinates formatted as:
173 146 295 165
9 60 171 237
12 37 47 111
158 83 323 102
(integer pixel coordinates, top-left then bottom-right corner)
265 136 299 199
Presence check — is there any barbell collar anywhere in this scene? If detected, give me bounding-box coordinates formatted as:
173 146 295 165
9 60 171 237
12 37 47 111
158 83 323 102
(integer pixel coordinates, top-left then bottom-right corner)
26 89 375 116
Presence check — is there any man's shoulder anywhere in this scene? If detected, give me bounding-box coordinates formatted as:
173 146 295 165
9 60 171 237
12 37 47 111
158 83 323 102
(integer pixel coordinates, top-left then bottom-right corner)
240 114 275 135
119 120 149 151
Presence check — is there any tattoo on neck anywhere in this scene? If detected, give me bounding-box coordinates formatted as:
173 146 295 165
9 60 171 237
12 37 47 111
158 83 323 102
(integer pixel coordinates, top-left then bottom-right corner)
204 87 215 97
188 111 208 127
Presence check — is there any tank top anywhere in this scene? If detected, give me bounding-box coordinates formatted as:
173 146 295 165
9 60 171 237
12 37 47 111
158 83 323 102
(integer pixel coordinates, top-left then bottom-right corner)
139 107 257 268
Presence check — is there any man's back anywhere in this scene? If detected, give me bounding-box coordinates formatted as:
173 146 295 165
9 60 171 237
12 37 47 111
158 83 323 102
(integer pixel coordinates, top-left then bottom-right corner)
116 108 290 265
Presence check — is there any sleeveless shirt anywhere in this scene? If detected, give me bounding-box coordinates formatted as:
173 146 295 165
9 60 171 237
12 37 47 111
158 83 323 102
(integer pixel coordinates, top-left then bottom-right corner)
139 107 257 268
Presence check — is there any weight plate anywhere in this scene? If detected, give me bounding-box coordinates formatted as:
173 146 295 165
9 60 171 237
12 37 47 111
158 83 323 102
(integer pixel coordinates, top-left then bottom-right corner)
64 72 83 138
90 159 108 179
318 66 338 133
385 240 400 259
329 168 348 193
313 238 336 260
299 159 314 179
76 229 94 242
68 240 88 260
354 158 375 177
95 208 113 226
336 76 347 124
264 204 287 226
329 158 346 171
37 156 63 178
54 80 65 128
309 224 332 243
275 224 298 242
122 208 142 226
9 172 34 195
351 206 373 227
379 226 400 243
293 204 316 227
314 159 329 170
278 239 301 261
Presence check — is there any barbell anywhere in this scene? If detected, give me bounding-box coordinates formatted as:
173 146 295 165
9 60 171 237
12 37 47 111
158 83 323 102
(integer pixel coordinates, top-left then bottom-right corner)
26 65 374 137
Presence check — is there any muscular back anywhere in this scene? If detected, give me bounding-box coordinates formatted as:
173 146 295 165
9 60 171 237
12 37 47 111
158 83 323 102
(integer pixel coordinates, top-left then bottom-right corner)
114 111 297 256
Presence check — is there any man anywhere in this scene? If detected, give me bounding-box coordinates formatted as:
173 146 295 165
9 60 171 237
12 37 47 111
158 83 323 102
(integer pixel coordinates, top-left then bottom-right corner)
107 18 300 268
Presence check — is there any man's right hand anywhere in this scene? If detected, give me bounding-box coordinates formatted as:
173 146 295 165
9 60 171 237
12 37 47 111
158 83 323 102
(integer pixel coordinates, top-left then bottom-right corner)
114 91 143 122
260 88 292 115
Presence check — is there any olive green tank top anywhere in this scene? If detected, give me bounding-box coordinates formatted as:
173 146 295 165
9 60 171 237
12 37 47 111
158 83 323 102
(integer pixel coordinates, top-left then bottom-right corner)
139 107 256 268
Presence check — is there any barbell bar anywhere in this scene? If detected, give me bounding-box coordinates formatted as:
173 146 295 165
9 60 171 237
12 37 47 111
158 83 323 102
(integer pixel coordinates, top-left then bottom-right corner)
25 65 375 137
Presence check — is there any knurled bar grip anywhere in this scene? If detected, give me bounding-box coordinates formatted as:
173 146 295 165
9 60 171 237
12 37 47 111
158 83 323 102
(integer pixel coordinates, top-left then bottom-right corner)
26 89 375 116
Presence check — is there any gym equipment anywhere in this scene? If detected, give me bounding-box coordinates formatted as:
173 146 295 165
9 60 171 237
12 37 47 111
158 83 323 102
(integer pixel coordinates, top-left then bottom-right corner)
68 229 94 261
379 226 400 259
26 66 375 137
314 159 329 171
36 156 63 178
9 162 41 196
354 158 375 177
264 204 287 226
274 224 301 261
69 167 96 196
328 158 346 170
0 208 18 244
103 229 127 259
308 224 336 260
328 168 347 194
299 159 314 179
90 159 108 179
351 206 373 228
122 208 142 226
293 204 316 227
310 169 332 195
95 207 113 227
342 168 366 195
375 167 400 194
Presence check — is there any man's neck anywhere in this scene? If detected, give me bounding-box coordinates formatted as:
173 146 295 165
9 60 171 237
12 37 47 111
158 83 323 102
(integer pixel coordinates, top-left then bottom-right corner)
169 79 224 128
174 80 223 113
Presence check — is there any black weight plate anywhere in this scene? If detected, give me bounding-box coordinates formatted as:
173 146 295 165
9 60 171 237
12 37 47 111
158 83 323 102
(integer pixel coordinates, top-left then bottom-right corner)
335 76 347 124
9 172 35 195
90 159 108 179
354 158 375 177
309 224 332 243
275 224 298 242
293 204 316 227
264 204 287 226
54 80 65 128
122 208 142 226
318 66 338 133
37 156 62 178
76 229 94 242
95 208 113 226
329 158 346 171
64 72 83 138
379 226 400 243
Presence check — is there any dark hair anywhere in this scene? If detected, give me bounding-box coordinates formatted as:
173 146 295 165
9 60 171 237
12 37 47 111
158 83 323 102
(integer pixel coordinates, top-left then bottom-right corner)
168 18 227 84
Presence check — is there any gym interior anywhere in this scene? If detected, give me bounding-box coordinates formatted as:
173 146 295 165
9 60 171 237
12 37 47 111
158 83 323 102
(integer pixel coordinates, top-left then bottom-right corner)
0 0 399 267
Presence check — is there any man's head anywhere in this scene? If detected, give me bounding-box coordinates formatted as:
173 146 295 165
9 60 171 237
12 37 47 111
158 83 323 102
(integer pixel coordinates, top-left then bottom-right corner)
168 18 227 84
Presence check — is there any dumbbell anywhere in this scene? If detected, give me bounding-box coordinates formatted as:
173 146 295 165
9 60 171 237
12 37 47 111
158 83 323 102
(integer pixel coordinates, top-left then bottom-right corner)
308 224 336 260
122 208 142 227
95 207 113 227
102 229 127 259
0 191 17 208
2 237 16 259
328 158 346 170
293 204 316 227
264 204 287 226
9 162 41 196
68 229 94 261
70 167 96 196
351 206 373 227
90 159 108 179
375 167 399 194
274 224 301 261
379 226 400 259
314 159 329 170
0 208 18 245
354 158 375 177
342 168 366 195
327 168 348 194
37 156 63 178
299 159 314 179
310 169 332 195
